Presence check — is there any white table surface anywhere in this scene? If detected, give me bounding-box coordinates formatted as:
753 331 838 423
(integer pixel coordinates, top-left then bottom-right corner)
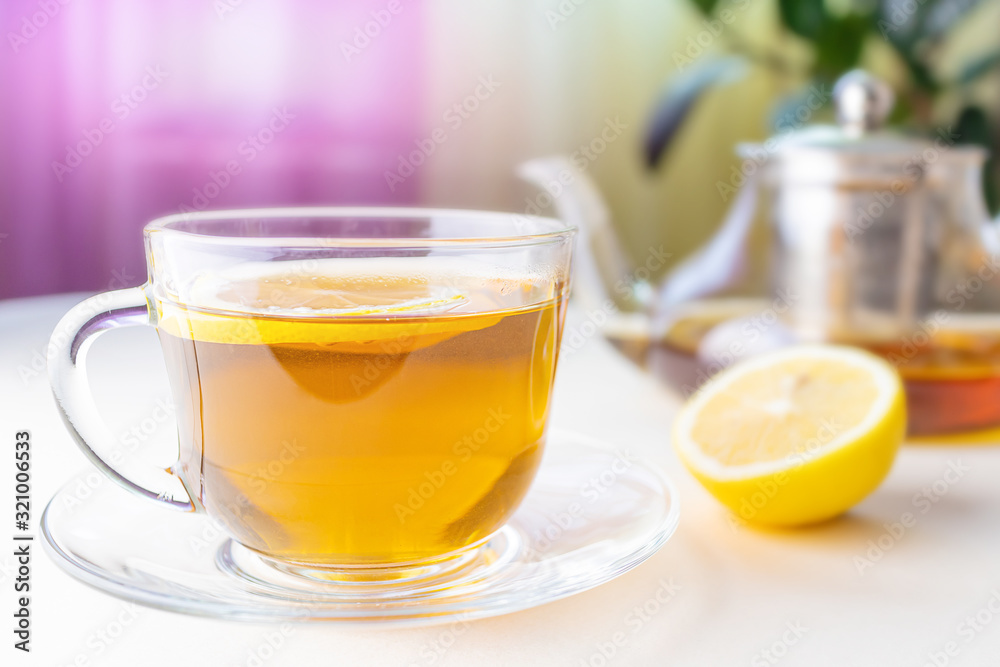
4 293 1000 667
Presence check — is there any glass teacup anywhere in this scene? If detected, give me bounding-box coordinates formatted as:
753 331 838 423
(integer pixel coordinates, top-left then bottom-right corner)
48 208 575 576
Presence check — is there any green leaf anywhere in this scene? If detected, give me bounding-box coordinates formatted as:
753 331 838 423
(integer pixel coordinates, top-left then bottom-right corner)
689 0 720 15
955 106 991 148
876 0 926 46
956 50 1000 86
812 14 870 78
644 56 748 169
768 84 832 132
876 1 939 92
778 0 826 40
919 0 983 42
777 1 871 79
901 58 939 93
954 106 998 213
886 89 915 126
879 0 984 50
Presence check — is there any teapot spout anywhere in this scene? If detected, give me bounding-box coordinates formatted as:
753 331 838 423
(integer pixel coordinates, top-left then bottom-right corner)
517 157 652 315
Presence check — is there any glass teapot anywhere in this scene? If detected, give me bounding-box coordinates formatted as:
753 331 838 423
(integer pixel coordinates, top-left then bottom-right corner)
521 70 1000 437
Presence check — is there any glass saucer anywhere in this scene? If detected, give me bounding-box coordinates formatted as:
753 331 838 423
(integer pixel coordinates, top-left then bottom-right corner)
42 431 679 625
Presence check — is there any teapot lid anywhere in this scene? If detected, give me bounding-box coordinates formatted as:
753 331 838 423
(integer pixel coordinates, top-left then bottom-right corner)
738 70 985 186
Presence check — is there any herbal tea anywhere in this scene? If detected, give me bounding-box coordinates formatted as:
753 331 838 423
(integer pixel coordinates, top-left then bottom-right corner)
157 260 565 564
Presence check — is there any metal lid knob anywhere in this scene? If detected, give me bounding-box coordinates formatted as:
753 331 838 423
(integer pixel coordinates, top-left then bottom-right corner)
833 70 895 138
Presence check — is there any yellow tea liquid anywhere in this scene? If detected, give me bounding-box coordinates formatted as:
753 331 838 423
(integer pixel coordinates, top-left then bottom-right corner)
156 261 565 564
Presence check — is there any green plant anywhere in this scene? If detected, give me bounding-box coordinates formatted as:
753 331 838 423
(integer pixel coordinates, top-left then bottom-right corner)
644 0 1000 209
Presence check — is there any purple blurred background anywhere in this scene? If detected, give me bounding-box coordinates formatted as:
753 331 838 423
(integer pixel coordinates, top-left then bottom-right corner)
1 1 430 298
2 1 735 302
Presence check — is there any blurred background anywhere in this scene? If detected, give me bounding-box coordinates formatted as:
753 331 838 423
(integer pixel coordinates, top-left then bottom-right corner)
2 0 1000 300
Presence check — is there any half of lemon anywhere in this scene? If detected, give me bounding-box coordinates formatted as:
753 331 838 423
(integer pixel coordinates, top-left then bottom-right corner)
673 345 906 526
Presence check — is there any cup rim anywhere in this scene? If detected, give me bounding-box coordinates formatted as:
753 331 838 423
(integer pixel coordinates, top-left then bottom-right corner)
144 207 576 249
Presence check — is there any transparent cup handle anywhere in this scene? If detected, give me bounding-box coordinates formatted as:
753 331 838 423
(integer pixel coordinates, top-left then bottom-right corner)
47 286 196 511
